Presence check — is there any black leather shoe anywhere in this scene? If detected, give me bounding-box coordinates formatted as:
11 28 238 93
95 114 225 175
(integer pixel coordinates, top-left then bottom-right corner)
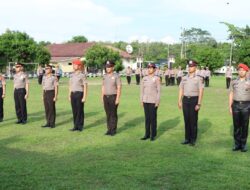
41 124 49 128
21 121 27 125
16 120 22 124
105 131 111 135
0 119 3 122
150 137 155 141
69 128 77 131
141 136 149 140
110 131 116 136
241 146 248 152
189 142 195 146
181 140 190 145
78 128 83 132
232 145 241 151
50 125 55 128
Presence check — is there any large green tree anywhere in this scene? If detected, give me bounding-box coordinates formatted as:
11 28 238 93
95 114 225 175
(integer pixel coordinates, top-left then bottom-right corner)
0 29 51 70
85 44 123 72
67 35 88 43
181 27 217 46
222 22 250 65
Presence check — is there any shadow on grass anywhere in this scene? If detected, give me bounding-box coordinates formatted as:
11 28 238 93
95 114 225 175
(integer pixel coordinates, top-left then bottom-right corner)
157 116 180 138
118 116 144 134
198 118 212 136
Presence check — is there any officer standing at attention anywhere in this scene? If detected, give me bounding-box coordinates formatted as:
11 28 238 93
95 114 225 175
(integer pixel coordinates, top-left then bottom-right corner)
37 65 44 85
41 65 58 128
225 66 232 89
102 60 122 136
135 67 141 85
126 66 132 85
229 63 250 152
13 63 29 124
178 60 204 146
140 63 161 141
69 59 88 132
176 66 183 85
204 67 211 87
55 65 62 81
0 73 6 122
164 67 170 86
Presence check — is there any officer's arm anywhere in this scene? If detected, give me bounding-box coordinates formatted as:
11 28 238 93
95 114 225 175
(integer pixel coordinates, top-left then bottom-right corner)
198 87 204 106
178 88 183 104
25 80 29 99
2 77 6 98
116 84 121 103
83 83 87 102
229 91 233 108
54 84 58 100
156 77 161 106
68 80 71 101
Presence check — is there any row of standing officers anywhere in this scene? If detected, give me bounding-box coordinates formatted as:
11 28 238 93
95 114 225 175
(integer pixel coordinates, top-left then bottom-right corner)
125 66 211 87
0 60 249 152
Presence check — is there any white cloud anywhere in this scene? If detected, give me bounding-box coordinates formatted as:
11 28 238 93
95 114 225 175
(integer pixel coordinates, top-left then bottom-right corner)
160 36 176 44
0 0 132 42
161 0 250 21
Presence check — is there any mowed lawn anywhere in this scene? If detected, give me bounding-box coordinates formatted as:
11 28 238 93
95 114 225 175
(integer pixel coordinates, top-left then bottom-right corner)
0 76 249 190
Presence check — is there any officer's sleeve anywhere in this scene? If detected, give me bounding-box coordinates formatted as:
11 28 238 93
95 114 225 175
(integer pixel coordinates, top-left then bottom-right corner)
116 75 122 87
2 76 6 85
25 74 29 84
54 77 59 87
179 79 184 89
198 78 204 90
82 74 88 85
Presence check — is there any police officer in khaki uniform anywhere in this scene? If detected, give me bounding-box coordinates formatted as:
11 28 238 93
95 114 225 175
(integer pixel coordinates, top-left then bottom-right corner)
37 65 44 85
41 65 58 128
178 60 204 146
126 66 132 85
0 73 6 122
225 67 232 89
135 67 141 85
102 60 122 136
13 63 29 124
164 68 170 86
170 68 175 86
229 63 250 152
176 66 183 85
69 59 88 132
140 63 161 141
204 67 211 87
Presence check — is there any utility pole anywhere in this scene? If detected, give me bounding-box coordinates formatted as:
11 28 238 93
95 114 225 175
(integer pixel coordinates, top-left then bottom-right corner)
229 37 234 67
180 27 185 59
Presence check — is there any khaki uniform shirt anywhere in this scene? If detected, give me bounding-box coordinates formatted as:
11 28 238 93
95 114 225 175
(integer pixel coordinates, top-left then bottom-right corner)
42 75 58 91
14 72 29 89
102 73 121 95
230 78 250 101
140 75 161 104
179 74 204 97
69 72 87 92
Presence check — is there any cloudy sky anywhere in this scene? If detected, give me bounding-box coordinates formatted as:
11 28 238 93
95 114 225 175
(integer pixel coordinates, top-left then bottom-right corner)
0 0 249 43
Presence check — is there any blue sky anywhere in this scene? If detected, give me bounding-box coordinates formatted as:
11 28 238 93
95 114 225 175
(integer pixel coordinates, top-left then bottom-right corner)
0 0 249 43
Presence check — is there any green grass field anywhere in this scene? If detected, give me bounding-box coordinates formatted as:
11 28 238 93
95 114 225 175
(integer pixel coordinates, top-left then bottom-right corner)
0 76 249 190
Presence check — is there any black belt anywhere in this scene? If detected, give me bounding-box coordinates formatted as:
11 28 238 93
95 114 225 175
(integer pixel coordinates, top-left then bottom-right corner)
44 90 55 92
71 91 83 93
15 88 25 90
184 96 198 99
233 100 250 104
104 94 117 98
